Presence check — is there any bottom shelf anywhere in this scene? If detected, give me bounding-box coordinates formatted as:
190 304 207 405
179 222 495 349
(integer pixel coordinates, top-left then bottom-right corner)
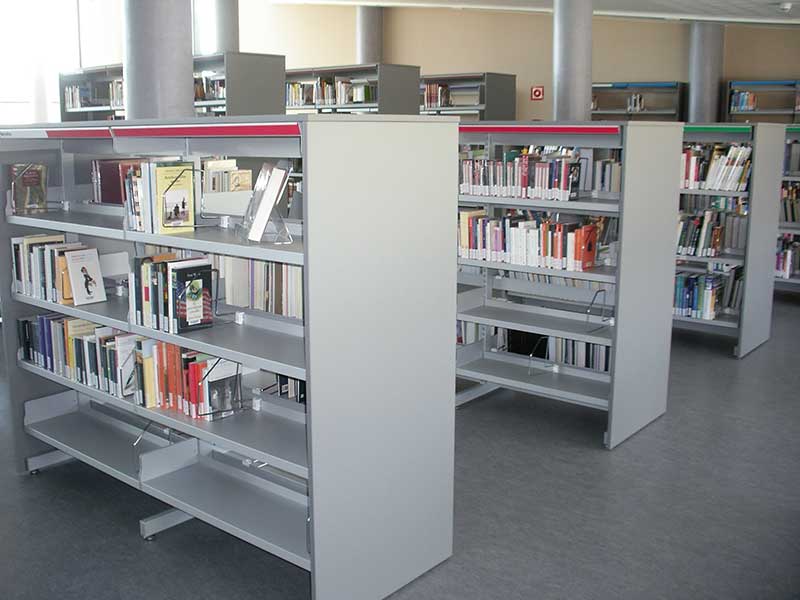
141 454 311 570
25 405 166 487
457 356 609 410
672 313 739 330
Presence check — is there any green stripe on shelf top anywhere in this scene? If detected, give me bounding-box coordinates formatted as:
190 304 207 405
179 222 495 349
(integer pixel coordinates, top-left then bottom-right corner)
787 126 800 133
683 125 752 134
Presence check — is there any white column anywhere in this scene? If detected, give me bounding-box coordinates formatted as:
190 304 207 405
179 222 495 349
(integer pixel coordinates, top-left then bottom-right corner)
193 0 239 55
688 22 724 123
552 0 593 121
123 0 194 119
356 6 383 64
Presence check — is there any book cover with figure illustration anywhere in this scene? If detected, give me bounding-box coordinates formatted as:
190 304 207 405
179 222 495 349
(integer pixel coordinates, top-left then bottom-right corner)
64 248 107 306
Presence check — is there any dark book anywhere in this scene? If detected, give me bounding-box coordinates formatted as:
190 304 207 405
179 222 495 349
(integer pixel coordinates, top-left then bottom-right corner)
74 337 85 385
173 264 213 333
9 164 47 213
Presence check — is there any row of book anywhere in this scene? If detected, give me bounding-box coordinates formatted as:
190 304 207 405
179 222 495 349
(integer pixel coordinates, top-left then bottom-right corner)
499 329 611 374
675 210 747 258
123 160 196 234
680 195 747 215
673 268 743 320
285 77 374 107
64 80 123 110
12 234 107 307
194 74 226 101
681 143 752 191
776 235 800 280
17 315 304 421
781 182 800 223
335 79 375 105
729 90 758 112
423 83 451 109
217 255 303 319
458 209 600 271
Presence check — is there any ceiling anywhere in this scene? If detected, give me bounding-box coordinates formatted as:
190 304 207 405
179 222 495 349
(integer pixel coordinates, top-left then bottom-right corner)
275 0 800 24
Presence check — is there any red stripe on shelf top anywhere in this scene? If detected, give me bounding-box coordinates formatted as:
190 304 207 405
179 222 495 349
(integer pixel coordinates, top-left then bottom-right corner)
45 128 112 139
458 124 621 135
111 123 301 138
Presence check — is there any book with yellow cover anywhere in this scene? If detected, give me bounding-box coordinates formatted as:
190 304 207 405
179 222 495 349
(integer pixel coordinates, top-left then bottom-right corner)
63 318 96 381
154 163 195 234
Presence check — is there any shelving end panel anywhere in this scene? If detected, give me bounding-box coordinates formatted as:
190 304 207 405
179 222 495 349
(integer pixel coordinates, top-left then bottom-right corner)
378 64 422 115
737 122 784 358
607 122 683 449
483 73 517 121
304 117 457 599
224 52 287 116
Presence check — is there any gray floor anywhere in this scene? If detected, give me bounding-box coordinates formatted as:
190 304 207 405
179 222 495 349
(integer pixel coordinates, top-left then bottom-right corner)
1 295 799 600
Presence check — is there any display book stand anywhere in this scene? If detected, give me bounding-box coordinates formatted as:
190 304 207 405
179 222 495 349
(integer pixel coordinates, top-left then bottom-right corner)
0 114 457 600
284 63 420 114
673 124 783 358
419 73 516 120
775 125 800 291
455 122 682 449
59 52 287 120
591 82 687 121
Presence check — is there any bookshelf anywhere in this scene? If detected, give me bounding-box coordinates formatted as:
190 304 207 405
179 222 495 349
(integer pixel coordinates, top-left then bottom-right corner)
456 122 682 449
724 80 800 123
285 63 420 114
420 73 516 120
0 114 457 599
59 52 286 120
775 125 800 290
675 124 784 358
591 82 687 121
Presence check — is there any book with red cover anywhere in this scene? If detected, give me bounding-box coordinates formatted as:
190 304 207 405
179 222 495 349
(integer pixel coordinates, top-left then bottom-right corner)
580 225 599 270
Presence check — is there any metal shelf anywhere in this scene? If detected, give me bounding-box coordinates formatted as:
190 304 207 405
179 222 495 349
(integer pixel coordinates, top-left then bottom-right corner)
592 109 676 115
675 253 745 266
457 356 610 410
25 407 165 488
8 211 125 239
458 304 613 345
13 292 130 331
458 193 619 215
679 189 749 198
458 257 617 283
65 105 117 113
672 313 739 330
141 456 311 569
778 222 800 233
730 109 796 115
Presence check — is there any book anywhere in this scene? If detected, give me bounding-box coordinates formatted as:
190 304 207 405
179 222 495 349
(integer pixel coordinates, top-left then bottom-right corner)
9 164 47 213
64 248 107 306
170 260 213 333
154 162 195 234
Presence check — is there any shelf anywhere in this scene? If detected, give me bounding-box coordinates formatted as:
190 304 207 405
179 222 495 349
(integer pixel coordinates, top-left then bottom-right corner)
129 321 306 380
775 275 800 285
18 360 307 477
672 313 739 330
782 173 800 182
25 407 164 488
458 257 616 283
194 99 226 107
675 253 745 266
730 109 796 115
422 104 485 114
65 105 116 113
13 292 130 331
457 356 609 410
141 457 311 569
592 109 676 115
126 227 304 266
458 193 619 215
8 211 125 239
458 304 613 345
779 222 800 233
679 189 749 198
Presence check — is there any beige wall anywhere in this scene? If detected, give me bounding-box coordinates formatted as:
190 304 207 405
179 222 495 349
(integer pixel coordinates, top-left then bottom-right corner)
723 24 800 80
238 0 356 68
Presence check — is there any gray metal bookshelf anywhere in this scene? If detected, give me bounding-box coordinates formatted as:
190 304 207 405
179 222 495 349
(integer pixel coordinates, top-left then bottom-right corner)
285 63 420 114
591 81 687 121
724 80 800 124
420 72 516 120
775 125 800 290
0 114 457 600
675 124 784 357
59 52 286 120
456 121 682 449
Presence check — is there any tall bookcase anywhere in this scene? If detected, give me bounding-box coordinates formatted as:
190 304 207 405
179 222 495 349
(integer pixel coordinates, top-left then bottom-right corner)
724 80 800 123
591 82 687 121
0 115 456 600
285 64 420 114
59 52 286 120
775 125 800 290
674 124 784 357
456 122 682 449
420 73 516 120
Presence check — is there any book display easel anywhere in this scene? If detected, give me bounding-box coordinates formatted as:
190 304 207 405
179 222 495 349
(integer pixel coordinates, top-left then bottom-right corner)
60 52 286 120
0 114 456 600
674 124 783 357
420 73 516 120
775 125 800 289
285 64 420 114
724 80 800 123
591 82 687 121
456 122 681 449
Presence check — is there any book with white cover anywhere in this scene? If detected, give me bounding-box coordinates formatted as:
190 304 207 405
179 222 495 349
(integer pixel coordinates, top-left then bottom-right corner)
64 248 107 306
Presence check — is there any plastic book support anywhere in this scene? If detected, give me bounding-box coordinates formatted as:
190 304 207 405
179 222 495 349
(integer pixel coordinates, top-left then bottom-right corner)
239 162 293 245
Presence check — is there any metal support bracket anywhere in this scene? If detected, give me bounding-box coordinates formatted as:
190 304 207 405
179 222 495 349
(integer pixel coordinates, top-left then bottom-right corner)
456 382 501 408
26 449 73 474
139 508 193 541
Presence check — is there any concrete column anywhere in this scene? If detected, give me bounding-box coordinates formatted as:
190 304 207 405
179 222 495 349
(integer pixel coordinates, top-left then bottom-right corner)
193 0 239 55
688 22 724 123
356 6 383 64
552 0 593 121
123 0 194 119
